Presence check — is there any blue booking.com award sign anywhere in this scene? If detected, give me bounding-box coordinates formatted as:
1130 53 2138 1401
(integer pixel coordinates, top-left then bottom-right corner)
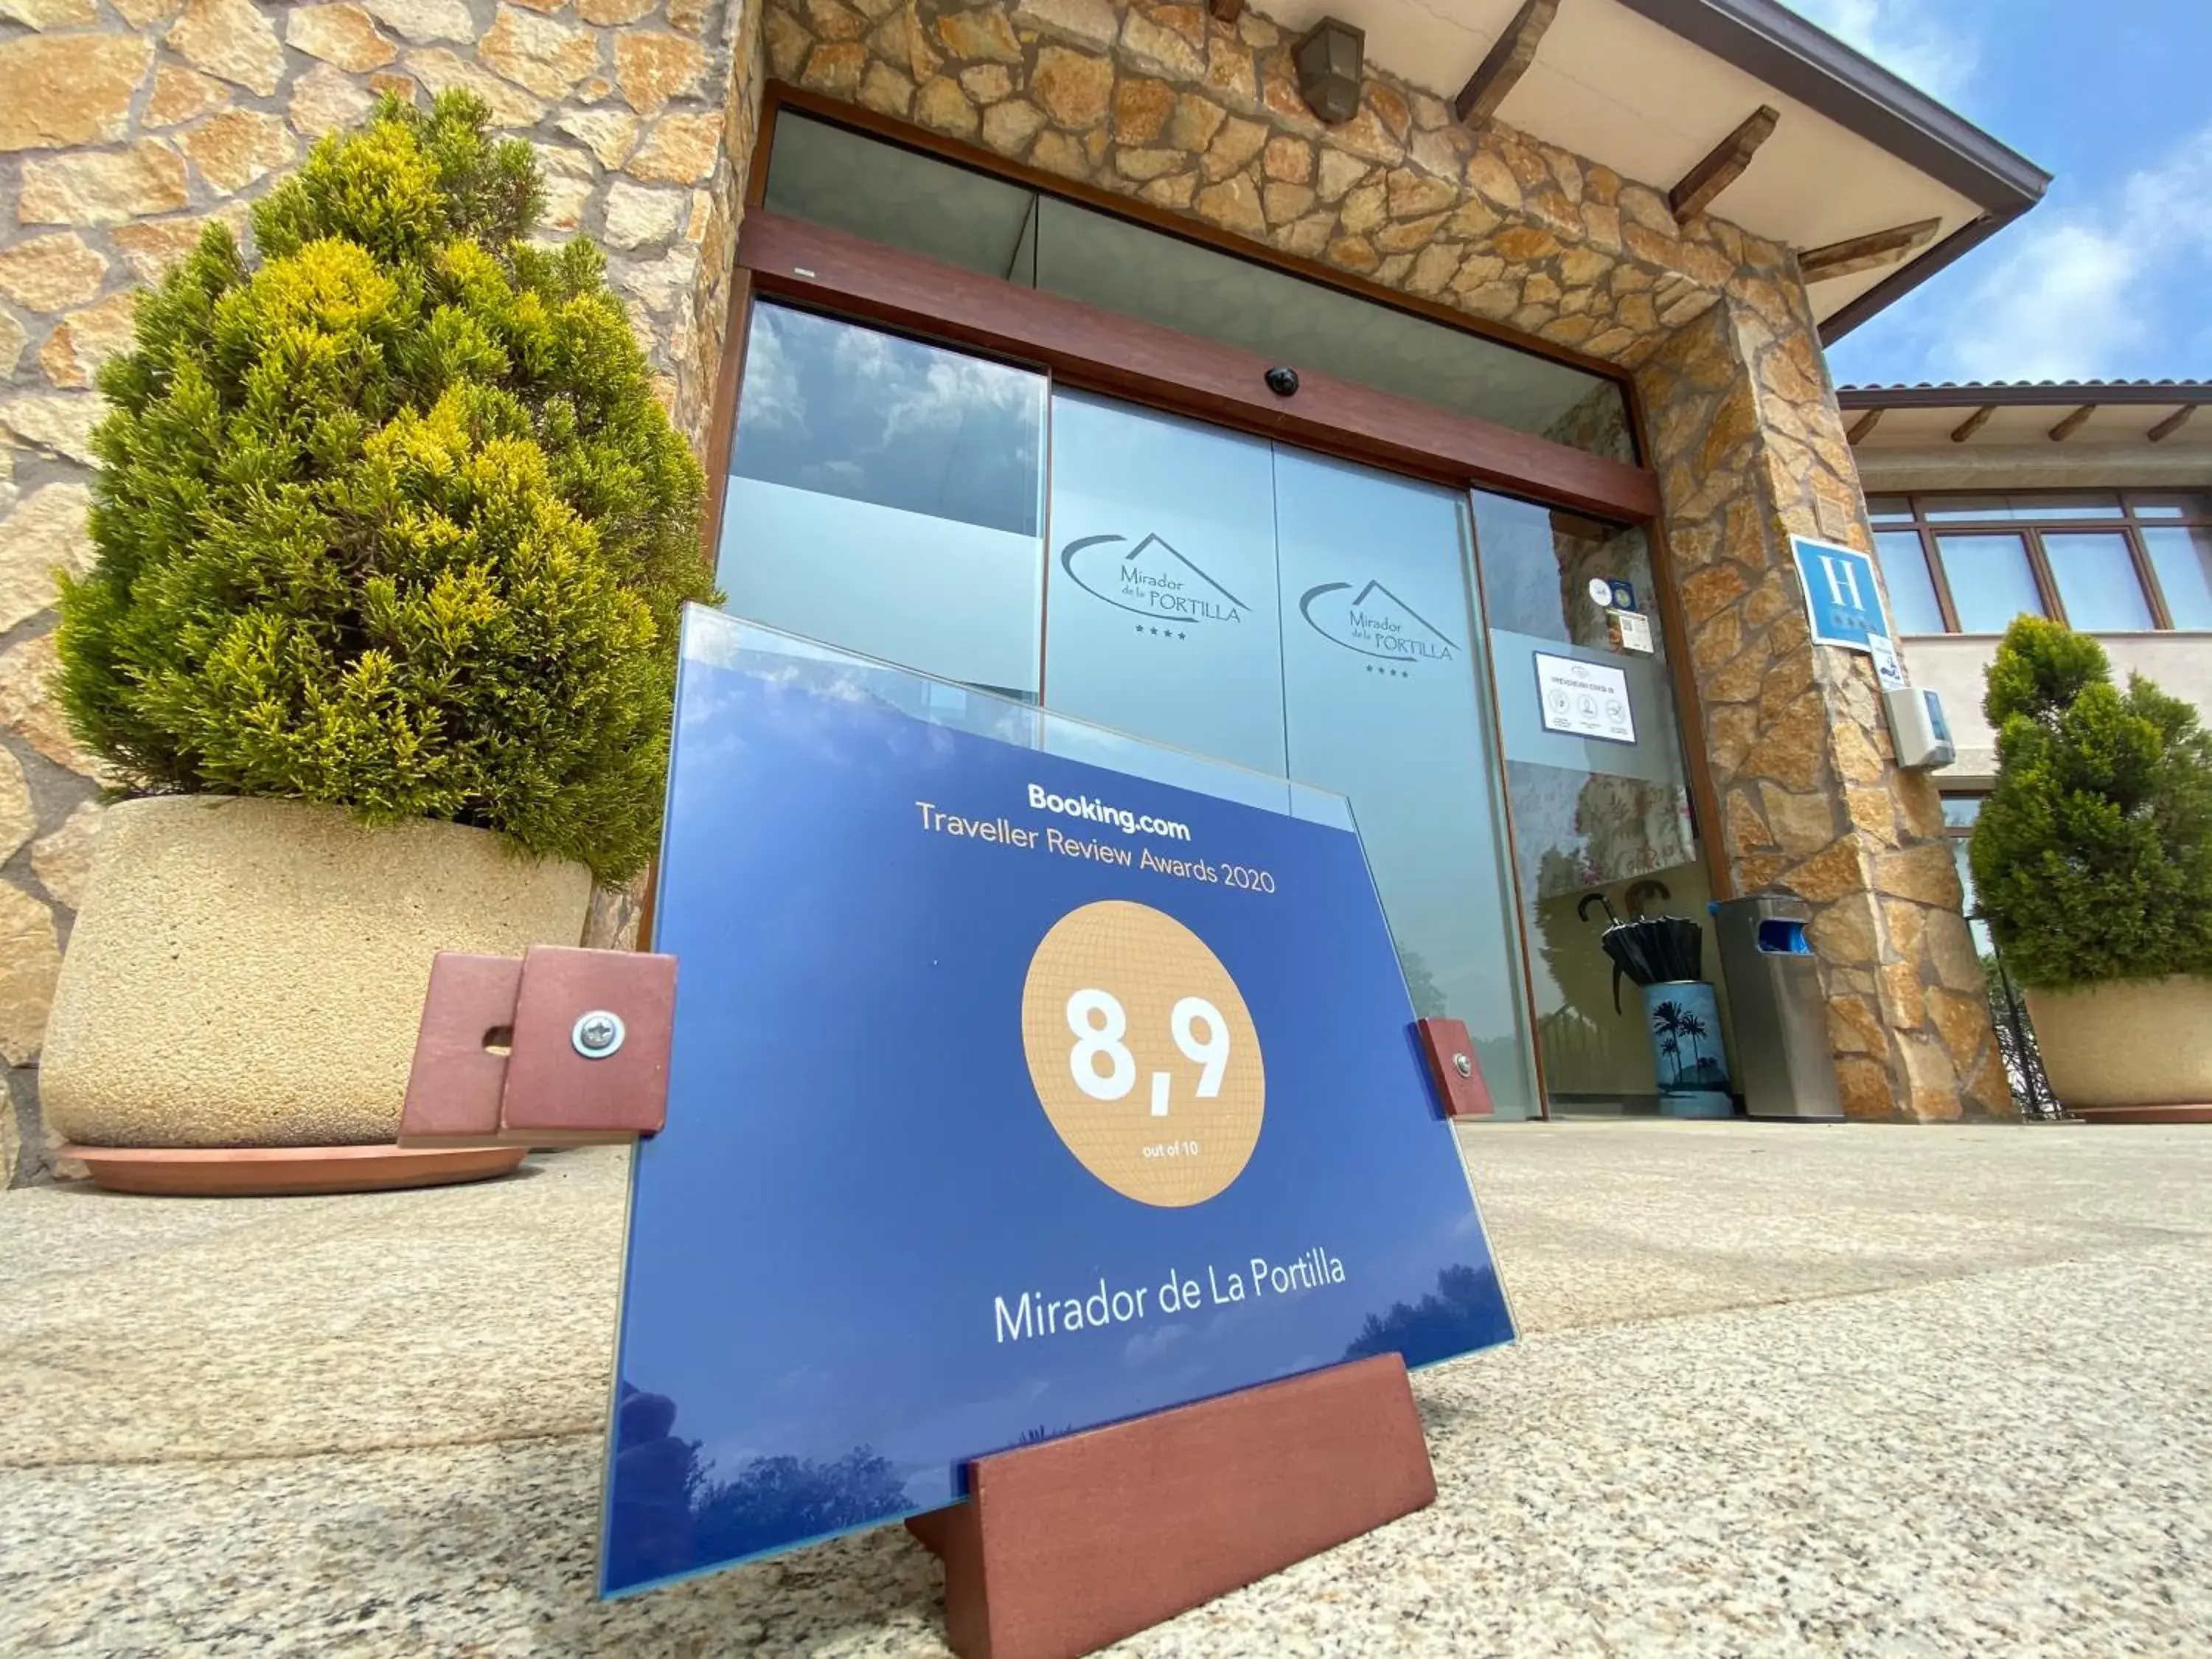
599 608 1516 1596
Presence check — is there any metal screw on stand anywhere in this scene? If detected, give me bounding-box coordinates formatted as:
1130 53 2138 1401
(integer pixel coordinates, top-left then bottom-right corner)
571 1010 627 1060
1453 1053 1472 1078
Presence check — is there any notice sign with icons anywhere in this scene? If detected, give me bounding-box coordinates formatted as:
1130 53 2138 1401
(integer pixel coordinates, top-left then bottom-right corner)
599 609 1513 1597
1534 650 1637 745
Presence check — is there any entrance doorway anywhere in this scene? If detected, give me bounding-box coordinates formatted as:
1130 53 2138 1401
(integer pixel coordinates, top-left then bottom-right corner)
714 299 1713 1119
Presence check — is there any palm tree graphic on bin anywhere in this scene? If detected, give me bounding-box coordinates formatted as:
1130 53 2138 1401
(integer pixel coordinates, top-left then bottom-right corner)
1650 1000 1718 1089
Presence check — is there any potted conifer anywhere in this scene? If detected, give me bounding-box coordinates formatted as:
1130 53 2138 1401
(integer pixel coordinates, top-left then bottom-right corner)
1969 617 2212 1121
38 93 713 1191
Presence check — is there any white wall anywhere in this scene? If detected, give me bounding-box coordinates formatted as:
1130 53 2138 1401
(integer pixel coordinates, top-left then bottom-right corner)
1853 443 2210 495
1901 632 2212 787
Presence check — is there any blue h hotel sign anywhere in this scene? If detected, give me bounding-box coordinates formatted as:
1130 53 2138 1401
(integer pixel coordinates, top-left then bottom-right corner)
1791 535 1893 652
597 609 1514 1596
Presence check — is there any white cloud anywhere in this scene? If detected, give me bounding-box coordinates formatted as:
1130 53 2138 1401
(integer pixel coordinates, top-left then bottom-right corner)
1935 126 2212 382
1786 0 1980 103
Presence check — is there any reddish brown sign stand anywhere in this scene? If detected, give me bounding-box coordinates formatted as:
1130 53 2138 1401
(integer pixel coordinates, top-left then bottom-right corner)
400 970 1446 1658
1413 1015 1495 1119
908 1353 1434 1659
399 945 676 1147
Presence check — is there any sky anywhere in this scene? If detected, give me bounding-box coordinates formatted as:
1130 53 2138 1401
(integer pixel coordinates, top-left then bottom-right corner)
1790 0 2212 389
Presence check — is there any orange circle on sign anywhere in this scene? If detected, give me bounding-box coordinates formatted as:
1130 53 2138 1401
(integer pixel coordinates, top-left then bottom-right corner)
1020 900 1265 1207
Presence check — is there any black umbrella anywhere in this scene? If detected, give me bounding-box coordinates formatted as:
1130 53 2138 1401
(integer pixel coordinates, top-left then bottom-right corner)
1623 882 1703 981
1580 887 1707 1010
1578 891 1658 1012
1652 915 1703 981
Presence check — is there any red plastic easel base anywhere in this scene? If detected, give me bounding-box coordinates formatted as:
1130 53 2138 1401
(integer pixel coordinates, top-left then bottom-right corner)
906 1352 1436 1659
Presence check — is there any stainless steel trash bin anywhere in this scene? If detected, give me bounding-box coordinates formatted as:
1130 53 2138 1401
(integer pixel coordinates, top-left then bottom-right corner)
1711 895 1844 1121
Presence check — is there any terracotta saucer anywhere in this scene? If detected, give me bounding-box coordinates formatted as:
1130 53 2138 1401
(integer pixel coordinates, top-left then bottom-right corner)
55 1142 529 1197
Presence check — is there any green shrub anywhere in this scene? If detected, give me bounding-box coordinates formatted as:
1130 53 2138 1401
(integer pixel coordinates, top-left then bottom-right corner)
58 91 712 882
1969 616 2212 987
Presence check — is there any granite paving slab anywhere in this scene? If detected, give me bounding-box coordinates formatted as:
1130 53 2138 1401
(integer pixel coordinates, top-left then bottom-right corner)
3 1122 2209 1655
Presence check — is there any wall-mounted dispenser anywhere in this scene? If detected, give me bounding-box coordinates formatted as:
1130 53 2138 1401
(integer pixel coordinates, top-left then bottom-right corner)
1882 686 1955 771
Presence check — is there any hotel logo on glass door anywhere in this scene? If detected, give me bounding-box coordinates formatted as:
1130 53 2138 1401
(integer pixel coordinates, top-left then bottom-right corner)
1297 580 1461 675
1060 532 1251 630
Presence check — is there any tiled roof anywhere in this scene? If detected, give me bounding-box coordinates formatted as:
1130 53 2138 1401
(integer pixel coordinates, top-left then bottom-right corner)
1840 378 2212 394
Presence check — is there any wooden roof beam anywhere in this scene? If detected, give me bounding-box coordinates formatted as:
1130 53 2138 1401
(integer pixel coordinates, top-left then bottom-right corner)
1950 405 1996 444
1798 217 1943 284
1669 105 1778 221
2048 404 2095 442
2150 406 2197 442
1455 0 1559 126
1846 408 1883 444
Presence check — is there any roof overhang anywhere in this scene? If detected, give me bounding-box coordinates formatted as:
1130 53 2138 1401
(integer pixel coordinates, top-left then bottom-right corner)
1256 0 2046 338
1837 382 2212 453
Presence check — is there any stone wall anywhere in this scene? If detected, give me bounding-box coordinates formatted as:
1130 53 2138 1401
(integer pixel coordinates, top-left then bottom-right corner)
762 0 2005 1119
0 0 764 1183
1643 307 2004 1119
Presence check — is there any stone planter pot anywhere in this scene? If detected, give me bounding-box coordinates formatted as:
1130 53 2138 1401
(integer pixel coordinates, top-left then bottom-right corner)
2022 974 2212 1123
41 796 591 1150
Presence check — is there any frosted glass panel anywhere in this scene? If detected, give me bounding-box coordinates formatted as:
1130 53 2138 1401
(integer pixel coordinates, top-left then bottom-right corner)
1489 630 1686 787
1274 452 1537 1118
718 305 1046 699
718 479 1044 700
1042 392 1286 775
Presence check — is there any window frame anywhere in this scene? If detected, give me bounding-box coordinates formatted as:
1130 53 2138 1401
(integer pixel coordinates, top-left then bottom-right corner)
1867 490 2211 634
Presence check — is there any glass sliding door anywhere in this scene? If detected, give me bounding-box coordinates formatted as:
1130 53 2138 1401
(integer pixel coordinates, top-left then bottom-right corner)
1273 453 1537 1116
1041 392 1287 777
712 316 1592 1122
716 303 1048 702
1472 491 1720 1113
1042 389 1540 1117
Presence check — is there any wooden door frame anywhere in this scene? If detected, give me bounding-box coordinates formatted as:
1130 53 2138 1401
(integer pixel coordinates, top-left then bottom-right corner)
729 212 1660 523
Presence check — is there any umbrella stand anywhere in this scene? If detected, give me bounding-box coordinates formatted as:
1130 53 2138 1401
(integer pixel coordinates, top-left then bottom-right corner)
1578 886 1734 1116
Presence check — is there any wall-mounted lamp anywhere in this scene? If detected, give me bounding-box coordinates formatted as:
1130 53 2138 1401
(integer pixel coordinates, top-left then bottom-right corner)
1293 18 1365 125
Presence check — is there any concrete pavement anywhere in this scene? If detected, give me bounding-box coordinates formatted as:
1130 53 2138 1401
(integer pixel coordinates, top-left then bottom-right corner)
3 1121 2208 1655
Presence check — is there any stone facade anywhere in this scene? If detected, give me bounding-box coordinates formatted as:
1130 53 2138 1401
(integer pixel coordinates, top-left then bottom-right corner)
755 0 2006 1121
0 0 2004 1180
0 0 765 1182
1642 308 2002 1120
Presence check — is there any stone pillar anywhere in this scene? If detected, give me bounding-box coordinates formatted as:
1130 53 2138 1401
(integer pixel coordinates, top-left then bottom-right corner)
1638 295 2007 1120
0 0 765 1181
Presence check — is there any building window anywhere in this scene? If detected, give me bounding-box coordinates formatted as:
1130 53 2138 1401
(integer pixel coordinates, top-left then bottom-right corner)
1865 490 2212 634
1941 793 1992 954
